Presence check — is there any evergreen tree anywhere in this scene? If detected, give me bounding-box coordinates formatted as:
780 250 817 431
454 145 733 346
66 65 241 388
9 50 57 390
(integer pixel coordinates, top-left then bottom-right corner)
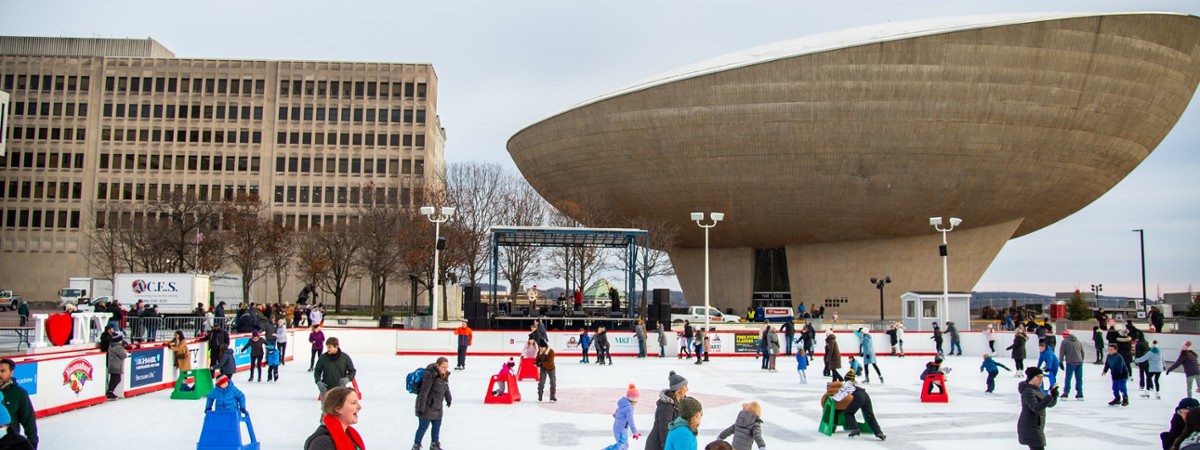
1067 289 1092 320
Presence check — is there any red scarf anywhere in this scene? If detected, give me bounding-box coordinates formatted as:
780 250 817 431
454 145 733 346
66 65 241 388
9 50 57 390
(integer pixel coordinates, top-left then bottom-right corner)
321 414 366 450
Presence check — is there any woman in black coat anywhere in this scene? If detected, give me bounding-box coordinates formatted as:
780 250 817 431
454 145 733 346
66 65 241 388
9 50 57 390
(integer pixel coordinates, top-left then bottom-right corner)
1018 367 1058 449
1007 330 1028 374
414 356 453 449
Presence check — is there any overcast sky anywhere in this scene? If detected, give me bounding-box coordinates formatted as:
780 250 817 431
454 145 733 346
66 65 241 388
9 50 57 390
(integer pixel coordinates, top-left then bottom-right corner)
8 0 1199 298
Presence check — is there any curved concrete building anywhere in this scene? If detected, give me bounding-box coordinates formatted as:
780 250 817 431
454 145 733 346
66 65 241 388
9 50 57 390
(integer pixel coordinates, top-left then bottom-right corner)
507 12 1200 319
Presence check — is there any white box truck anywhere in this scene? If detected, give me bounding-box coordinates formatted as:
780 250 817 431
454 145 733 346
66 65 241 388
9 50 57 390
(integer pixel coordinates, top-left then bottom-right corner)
59 277 114 309
114 273 211 315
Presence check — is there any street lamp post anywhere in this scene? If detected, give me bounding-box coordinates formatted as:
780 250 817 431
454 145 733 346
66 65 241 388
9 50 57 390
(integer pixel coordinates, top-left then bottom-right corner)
870 276 892 321
1133 229 1147 316
691 212 724 332
1091 283 1103 312
420 206 455 329
930 217 962 328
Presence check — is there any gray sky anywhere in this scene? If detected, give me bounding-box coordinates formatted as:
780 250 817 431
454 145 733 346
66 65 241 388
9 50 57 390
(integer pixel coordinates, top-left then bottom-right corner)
8 0 1199 298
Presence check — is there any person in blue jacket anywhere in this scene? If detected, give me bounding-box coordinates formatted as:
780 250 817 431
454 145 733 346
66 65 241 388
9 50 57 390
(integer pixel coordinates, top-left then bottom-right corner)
579 329 593 364
980 353 1011 393
205 374 247 413
665 397 702 450
1036 341 1060 395
604 384 640 450
266 341 281 382
796 347 809 384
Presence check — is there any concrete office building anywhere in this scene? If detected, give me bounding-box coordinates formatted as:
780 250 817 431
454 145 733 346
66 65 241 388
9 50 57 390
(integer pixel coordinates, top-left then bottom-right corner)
509 13 1200 318
0 36 445 305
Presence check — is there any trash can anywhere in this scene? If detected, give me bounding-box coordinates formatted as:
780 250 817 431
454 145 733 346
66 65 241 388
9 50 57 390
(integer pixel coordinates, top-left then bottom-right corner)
379 314 394 328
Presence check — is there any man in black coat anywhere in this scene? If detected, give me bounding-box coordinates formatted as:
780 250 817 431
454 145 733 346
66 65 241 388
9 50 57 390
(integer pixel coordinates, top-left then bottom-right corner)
782 319 796 356
1150 307 1165 334
207 323 230 368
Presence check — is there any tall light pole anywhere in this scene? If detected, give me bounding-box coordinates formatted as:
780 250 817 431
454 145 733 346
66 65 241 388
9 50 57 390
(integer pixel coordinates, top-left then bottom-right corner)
1133 229 1147 316
930 217 962 328
691 212 724 331
420 206 455 329
871 276 891 321
1091 283 1103 311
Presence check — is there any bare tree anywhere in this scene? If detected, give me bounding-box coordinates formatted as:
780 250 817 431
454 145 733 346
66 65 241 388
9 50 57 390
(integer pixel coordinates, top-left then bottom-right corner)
220 193 274 304
615 217 680 317
354 185 407 318
146 191 219 273
264 223 295 305
444 162 510 287
294 231 330 304
498 180 549 300
84 204 132 280
295 224 361 312
547 198 613 296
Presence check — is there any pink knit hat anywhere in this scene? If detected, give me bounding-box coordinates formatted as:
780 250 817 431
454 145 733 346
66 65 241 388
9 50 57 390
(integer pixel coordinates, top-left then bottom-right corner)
1186 341 1193 349
626 383 640 401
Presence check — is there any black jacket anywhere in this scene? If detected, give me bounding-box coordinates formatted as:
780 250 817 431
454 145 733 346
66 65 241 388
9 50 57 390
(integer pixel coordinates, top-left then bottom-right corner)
415 363 452 420
644 389 678 450
313 351 356 390
1017 381 1057 446
0 380 37 448
1007 334 1027 360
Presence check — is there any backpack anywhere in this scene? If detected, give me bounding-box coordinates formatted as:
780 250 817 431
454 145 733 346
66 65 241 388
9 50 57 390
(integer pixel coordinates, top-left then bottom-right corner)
405 367 426 394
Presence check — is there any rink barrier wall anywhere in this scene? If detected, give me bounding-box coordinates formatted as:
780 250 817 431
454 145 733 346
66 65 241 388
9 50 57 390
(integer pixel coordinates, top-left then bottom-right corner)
13 331 294 419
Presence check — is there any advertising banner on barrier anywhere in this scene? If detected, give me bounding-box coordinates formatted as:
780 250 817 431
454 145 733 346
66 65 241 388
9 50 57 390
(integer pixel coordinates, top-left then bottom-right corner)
32 353 106 413
233 337 250 367
14 362 37 396
129 348 164 389
733 333 760 353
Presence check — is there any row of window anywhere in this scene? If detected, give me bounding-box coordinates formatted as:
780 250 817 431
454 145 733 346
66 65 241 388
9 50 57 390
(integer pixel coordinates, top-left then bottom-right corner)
276 131 425 148
277 106 425 124
104 76 266 96
278 80 426 99
1 209 81 229
9 101 89 118
101 127 263 145
273 185 412 206
1 180 83 201
274 213 358 231
96 183 260 202
8 127 86 141
103 103 264 121
2 74 90 94
274 156 421 176
1 151 86 170
99 153 262 173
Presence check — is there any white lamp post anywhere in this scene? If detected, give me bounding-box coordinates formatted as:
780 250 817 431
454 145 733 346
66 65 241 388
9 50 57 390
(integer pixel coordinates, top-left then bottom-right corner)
420 206 455 329
691 212 724 331
929 216 961 329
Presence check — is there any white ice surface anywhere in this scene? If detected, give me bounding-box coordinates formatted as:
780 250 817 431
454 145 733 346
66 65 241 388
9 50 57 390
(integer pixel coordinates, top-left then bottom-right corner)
41 353 1174 449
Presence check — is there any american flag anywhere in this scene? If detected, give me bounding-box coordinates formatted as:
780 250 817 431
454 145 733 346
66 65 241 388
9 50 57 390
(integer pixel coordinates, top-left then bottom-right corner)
194 230 205 244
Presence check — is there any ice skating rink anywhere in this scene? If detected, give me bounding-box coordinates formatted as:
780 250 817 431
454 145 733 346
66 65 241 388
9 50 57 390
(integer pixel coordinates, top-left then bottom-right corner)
42 353 1174 449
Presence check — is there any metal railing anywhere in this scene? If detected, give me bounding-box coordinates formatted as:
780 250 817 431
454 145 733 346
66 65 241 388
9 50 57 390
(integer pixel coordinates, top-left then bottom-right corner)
118 316 233 342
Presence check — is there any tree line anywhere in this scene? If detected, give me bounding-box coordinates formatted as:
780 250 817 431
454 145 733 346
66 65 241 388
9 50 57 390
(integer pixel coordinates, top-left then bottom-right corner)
84 162 679 318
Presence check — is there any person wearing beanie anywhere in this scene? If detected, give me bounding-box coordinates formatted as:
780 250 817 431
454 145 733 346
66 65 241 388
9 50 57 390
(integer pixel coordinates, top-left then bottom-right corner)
604 384 641 450
1102 344 1131 407
717 401 767 450
985 324 997 353
1161 398 1200 450
1059 331 1086 400
452 319 473 371
535 340 557 402
921 357 950 396
1116 329 1134 377
105 328 128 400
1018 366 1058 449
240 329 267 382
1134 340 1165 400
646 371 690 450
1007 329 1029 378
930 322 944 357
665 397 703 450
205 374 247 414
854 328 883 384
831 370 886 441
1167 341 1200 399
1136 334 1152 392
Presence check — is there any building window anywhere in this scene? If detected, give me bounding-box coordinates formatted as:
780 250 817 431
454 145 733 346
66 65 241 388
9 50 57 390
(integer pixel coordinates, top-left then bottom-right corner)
922 299 938 318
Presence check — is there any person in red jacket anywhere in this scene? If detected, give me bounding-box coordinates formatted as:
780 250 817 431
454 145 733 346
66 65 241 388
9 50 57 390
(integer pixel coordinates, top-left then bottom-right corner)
453 320 473 371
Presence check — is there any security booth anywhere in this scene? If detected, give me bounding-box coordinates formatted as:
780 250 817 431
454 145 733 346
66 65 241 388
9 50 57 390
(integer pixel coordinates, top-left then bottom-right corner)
902 291 971 331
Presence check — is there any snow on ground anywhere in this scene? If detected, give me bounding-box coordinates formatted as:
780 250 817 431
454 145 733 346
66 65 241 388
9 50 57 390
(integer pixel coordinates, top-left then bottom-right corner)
41 352 1173 449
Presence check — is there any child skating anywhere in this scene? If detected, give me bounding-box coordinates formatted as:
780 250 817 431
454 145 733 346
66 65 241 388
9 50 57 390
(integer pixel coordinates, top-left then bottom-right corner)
492 357 516 396
1102 343 1130 406
717 401 767 450
604 384 641 450
265 340 280 382
980 353 1011 393
796 348 809 384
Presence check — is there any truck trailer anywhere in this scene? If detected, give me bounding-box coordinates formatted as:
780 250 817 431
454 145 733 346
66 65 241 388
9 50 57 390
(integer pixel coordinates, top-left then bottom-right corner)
114 273 211 315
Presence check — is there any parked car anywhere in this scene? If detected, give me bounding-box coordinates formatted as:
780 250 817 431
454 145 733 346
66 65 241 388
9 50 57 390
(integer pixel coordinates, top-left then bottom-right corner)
0 290 21 311
75 296 114 313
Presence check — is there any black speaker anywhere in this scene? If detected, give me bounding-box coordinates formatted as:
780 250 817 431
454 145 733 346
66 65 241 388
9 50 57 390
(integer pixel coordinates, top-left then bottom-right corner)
466 302 489 330
652 289 671 306
463 285 481 304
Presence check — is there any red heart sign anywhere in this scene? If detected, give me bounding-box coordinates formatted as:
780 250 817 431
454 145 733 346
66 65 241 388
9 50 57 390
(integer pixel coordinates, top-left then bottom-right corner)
46 313 72 346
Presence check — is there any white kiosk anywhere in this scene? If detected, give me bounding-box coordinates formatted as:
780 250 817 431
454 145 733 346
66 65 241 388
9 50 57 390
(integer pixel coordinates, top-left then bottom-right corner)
902 291 971 331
